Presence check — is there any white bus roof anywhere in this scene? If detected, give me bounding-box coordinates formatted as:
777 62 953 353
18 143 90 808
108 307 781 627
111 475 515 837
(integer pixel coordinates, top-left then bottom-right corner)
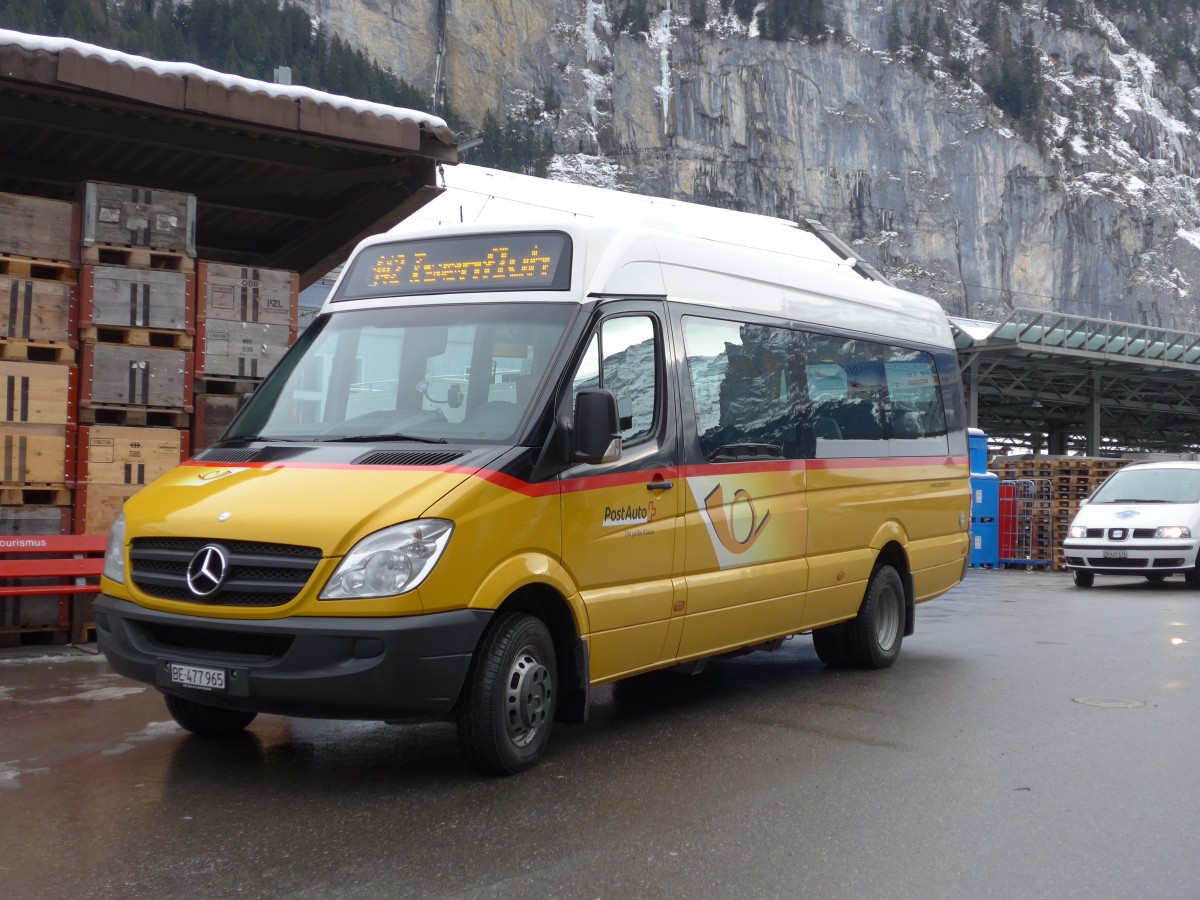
394 165 852 268
331 168 954 350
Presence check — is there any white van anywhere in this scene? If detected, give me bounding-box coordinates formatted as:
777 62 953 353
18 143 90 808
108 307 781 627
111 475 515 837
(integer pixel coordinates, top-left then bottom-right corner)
1063 461 1200 587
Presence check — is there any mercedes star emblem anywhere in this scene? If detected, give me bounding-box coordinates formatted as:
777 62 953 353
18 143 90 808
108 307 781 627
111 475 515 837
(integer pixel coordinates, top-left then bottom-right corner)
186 544 229 598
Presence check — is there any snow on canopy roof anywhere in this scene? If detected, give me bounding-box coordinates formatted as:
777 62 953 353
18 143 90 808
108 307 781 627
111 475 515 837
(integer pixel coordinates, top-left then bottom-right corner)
0 27 456 146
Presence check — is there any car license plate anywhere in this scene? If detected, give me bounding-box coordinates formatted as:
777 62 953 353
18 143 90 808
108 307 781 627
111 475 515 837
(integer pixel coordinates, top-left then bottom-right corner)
169 662 226 691
1103 550 1128 559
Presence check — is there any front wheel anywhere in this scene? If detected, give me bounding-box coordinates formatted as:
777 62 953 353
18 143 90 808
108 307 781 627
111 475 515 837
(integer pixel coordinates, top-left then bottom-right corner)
1185 568 1200 588
1072 569 1095 588
845 565 905 669
457 612 557 775
164 693 257 736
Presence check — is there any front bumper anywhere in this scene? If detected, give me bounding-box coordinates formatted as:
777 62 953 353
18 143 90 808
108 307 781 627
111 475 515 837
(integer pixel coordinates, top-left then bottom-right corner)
1061 540 1199 574
94 594 492 720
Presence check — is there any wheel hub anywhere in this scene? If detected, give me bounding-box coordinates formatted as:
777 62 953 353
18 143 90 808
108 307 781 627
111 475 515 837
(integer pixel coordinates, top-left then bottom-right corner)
504 646 552 747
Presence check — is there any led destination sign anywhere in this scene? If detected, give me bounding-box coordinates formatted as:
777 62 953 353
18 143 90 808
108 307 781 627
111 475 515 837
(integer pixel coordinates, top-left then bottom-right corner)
336 231 572 300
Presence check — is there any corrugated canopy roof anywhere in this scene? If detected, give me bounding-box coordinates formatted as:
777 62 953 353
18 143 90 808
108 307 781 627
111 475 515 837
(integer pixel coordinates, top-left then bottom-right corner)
952 308 1200 453
0 29 457 287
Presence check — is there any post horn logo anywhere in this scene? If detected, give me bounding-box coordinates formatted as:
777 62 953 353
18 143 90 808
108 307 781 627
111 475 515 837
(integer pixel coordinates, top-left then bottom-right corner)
704 484 771 554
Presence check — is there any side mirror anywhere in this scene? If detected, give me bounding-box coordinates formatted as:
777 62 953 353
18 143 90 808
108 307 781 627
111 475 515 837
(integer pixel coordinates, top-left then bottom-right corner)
573 388 621 464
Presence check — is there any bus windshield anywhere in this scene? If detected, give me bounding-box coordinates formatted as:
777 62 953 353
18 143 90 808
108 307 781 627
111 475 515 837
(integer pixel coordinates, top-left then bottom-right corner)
227 303 576 444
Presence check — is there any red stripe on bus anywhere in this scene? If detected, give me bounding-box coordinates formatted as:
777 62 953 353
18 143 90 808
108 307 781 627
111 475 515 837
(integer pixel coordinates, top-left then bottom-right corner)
180 454 967 497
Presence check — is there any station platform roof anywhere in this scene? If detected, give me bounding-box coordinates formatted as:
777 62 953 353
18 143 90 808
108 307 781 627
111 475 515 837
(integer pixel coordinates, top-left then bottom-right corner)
951 308 1200 454
0 30 458 288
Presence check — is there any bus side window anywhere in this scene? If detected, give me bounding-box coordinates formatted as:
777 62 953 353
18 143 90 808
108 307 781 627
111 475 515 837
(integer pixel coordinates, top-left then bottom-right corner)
572 316 658 445
805 335 888 458
682 316 806 461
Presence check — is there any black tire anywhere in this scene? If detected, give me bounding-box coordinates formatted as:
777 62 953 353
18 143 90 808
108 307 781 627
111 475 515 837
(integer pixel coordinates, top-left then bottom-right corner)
457 612 557 775
1145 573 1168 583
1186 568 1200 588
1072 569 1095 588
845 565 905 669
812 622 853 667
164 693 257 737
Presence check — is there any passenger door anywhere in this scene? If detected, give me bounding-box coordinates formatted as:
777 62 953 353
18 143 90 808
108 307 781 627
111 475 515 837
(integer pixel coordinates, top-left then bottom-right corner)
559 303 683 682
674 314 810 660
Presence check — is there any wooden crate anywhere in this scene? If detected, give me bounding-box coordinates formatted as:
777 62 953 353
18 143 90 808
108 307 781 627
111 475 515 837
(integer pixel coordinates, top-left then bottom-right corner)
0 361 76 426
73 482 142 535
80 344 192 411
0 594 60 630
0 507 71 536
82 182 195 255
197 262 298 329
196 319 290 379
0 276 76 343
193 393 241 449
80 265 194 332
0 423 74 486
0 192 80 263
77 425 186 486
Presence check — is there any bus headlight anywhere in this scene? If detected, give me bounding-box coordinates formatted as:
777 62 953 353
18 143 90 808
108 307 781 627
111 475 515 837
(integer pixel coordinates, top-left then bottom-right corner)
103 511 126 584
1156 526 1192 539
320 520 453 600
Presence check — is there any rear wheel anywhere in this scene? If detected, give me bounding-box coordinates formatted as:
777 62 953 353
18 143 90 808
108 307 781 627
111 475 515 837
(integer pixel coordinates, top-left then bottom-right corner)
1072 569 1095 588
164 693 257 736
457 612 557 775
845 565 905 669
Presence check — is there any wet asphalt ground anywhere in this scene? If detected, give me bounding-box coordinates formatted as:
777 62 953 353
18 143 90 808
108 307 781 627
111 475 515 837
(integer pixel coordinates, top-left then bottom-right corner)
2 568 1199 899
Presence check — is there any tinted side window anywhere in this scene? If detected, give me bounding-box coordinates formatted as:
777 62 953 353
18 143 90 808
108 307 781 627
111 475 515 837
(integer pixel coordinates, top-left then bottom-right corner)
883 348 949 455
683 316 806 461
573 315 658 444
806 335 888 458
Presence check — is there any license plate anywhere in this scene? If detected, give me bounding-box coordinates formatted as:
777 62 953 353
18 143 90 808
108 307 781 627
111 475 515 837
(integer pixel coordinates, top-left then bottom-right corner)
169 663 226 691
1103 550 1128 559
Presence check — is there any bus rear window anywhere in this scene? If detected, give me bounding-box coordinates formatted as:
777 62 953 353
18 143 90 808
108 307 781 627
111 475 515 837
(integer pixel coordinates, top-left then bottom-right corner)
335 231 573 300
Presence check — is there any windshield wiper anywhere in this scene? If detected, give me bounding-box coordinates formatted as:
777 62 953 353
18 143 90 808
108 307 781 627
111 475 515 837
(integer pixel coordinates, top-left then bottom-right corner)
1106 498 1172 504
321 433 449 444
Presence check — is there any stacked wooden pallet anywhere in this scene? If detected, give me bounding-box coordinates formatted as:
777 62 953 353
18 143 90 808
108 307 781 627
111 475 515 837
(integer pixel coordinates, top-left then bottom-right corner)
193 263 298 449
76 182 196 535
988 456 1133 570
0 190 83 640
0 184 301 644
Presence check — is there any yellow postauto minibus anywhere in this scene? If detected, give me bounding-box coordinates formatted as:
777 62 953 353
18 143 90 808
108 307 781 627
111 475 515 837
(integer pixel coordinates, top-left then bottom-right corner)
95 205 970 774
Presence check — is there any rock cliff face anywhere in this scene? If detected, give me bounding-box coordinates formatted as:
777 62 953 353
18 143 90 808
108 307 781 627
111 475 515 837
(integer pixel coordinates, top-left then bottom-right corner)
294 0 1200 328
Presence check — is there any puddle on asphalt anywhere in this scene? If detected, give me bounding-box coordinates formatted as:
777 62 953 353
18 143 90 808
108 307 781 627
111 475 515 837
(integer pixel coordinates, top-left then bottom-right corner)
1072 696 1145 708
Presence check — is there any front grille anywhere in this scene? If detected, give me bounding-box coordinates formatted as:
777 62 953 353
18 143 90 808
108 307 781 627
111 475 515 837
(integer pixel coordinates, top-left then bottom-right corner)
1085 528 1104 538
1133 529 1157 539
1086 557 1147 568
143 622 294 658
131 538 322 606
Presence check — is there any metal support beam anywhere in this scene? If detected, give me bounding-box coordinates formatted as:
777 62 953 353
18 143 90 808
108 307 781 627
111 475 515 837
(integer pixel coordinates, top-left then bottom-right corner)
1088 370 1102 456
966 356 979 428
